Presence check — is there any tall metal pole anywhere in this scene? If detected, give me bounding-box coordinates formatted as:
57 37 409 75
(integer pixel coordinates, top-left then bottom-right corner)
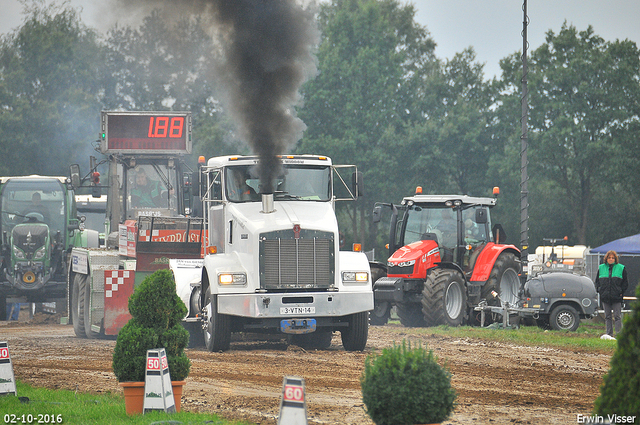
520 0 529 279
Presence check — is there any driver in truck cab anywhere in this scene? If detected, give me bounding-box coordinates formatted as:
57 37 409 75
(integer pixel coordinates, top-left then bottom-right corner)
131 167 164 208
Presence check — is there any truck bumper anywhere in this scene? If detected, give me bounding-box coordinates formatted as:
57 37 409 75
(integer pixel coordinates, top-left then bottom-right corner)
217 291 373 318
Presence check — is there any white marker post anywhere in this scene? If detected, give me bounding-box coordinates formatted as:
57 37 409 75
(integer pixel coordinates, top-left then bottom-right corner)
143 348 175 413
0 341 17 396
277 376 308 425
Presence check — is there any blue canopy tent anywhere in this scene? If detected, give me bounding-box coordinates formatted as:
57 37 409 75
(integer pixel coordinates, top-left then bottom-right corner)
589 234 640 301
590 234 640 255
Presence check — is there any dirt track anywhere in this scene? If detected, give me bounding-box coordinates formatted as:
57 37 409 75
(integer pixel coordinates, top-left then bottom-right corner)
0 317 613 424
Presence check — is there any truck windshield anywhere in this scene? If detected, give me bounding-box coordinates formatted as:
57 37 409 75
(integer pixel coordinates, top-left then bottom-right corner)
0 179 66 235
225 165 331 202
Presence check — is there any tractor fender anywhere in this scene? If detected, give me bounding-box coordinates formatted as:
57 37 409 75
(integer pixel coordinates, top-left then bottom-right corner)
469 243 520 283
434 261 467 283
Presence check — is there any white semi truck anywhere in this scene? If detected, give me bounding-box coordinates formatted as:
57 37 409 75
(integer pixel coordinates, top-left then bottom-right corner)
171 154 373 351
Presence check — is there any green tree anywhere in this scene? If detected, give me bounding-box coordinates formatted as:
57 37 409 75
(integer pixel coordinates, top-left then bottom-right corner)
499 24 640 246
296 0 439 250
102 10 242 162
0 1 103 176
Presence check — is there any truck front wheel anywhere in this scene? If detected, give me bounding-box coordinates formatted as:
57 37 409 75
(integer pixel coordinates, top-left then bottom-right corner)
341 311 368 351
550 305 580 331
71 274 86 338
203 287 231 352
422 268 467 327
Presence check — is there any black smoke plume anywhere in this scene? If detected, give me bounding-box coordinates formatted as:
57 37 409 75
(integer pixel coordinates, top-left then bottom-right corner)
113 0 319 193
208 1 319 193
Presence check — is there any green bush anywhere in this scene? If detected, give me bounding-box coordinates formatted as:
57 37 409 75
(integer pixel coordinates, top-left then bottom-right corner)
360 340 456 425
593 284 640 416
112 269 191 382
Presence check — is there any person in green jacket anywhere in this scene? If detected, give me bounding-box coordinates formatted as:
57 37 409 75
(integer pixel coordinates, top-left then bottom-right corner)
595 250 628 338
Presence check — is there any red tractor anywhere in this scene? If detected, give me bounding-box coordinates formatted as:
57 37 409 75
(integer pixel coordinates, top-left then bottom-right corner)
370 188 521 327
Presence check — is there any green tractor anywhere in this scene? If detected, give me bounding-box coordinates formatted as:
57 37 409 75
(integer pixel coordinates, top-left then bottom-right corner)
0 176 95 319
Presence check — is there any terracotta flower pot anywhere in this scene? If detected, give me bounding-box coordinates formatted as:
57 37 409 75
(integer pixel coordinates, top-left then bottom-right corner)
120 380 186 414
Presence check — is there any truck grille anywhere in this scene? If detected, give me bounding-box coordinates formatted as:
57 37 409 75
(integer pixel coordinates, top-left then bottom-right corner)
260 230 334 290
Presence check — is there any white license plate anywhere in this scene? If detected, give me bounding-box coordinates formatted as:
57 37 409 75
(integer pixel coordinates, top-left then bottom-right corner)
280 306 315 315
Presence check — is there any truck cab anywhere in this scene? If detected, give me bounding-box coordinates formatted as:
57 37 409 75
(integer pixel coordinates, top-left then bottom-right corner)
172 155 373 351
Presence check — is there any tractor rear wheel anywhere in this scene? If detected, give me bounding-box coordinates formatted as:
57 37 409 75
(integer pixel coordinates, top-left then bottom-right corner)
482 252 521 308
422 268 467 326
396 303 426 327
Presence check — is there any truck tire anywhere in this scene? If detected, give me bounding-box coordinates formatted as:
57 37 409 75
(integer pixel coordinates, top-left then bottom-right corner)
482 252 520 307
396 303 426 327
82 274 101 339
549 305 580 331
203 287 231 352
341 311 368 351
71 274 86 338
290 331 333 350
370 267 390 326
422 268 467 327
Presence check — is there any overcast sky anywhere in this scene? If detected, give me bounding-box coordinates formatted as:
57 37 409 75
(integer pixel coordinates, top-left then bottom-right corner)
1 0 639 79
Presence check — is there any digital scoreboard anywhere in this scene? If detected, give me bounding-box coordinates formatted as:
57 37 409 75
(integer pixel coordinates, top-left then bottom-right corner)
100 111 192 154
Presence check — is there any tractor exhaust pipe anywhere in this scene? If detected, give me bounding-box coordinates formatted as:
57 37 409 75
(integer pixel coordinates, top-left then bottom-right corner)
261 193 275 213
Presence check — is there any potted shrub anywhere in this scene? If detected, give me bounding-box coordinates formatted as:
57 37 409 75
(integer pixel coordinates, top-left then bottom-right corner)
112 269 191 414
360 340 456 425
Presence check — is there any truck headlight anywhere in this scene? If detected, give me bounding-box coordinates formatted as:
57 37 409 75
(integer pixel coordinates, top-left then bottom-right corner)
342 271 369 283
218 273 247 285
34 246 46 260
13 245 25 259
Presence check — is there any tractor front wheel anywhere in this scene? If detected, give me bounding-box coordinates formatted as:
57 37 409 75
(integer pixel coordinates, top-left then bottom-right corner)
422 268 467 327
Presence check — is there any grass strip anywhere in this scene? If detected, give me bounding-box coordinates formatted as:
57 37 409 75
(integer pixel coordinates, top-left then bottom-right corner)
0 380 249 425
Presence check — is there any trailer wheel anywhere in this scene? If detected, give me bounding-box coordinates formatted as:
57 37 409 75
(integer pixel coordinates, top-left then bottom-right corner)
82 274 101 339
71 274 86 338
422 268 467 327
396 303 426 327
341 311 368 351
482 252 521 307
290 331 333 350
203 287 231 352
550 305 580 331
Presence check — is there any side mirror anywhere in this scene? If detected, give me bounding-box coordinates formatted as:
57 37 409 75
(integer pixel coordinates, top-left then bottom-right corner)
352 171 364 198
476 208 488 224
69 164 81 188
372 205 383 224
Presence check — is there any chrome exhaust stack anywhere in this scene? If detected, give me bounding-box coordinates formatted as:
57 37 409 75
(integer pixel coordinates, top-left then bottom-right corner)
261 193 275 213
